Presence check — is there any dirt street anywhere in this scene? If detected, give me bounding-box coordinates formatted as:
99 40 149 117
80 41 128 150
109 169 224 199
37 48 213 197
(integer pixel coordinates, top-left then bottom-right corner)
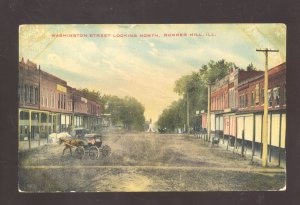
18 133 285 192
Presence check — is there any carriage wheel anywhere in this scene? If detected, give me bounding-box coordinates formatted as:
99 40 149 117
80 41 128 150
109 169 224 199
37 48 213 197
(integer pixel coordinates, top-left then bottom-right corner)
74 146 85 159
101 145 111 157
89 146 100 160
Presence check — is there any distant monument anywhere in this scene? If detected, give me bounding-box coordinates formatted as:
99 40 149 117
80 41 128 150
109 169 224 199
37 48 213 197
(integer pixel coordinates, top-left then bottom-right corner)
147 118 155 132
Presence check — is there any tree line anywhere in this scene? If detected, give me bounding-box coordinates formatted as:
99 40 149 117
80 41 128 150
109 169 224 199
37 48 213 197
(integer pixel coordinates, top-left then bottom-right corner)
79 89 145 131
156 59 256 133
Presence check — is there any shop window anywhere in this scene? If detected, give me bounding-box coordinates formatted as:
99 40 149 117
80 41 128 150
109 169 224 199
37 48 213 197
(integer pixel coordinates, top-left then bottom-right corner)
31 113 39 120
20 111 29 120
41 113 47 123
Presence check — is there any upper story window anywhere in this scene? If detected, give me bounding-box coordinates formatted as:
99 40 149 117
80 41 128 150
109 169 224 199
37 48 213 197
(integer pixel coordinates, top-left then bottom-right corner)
58 93 61 109
251 91 255 106
18 85 21 103
239 95 242 108
261 88 264 105
24 85 28 103
63 94 66 109
273 87 280 107
34 87 39 105
255 84 260 105
268 89 273 107
29 86 33 104
283 84 286 105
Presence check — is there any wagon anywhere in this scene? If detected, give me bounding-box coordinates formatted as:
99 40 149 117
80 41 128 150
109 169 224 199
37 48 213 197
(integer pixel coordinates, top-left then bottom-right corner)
73 133 112 160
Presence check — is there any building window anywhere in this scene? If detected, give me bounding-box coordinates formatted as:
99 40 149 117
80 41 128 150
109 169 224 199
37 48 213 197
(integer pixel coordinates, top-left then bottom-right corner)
251 91 255 106
239 95 242 108
24 85 28 103
261 88 264 105
30 86 33 103
34 87 39 104
273 87 280 107
45 89 48 107
245 93 248 107
268 89 272 107
255 84 259 105
18 85 21 103
58 93 61 109
283 84 286 105
53 93 56 108
63 94 66 109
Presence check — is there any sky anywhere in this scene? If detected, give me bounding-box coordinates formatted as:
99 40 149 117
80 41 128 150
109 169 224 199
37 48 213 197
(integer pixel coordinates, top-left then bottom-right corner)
19 24 286 122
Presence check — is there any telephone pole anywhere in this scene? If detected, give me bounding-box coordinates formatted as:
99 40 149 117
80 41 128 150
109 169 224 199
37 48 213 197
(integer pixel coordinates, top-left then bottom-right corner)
207 83 211 142
256 48 279 167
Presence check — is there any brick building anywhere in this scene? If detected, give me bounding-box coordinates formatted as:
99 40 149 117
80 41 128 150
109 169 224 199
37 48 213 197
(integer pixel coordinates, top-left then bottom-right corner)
18 58 103 149
202 63 286 167
236 63 286 166
209 69 263 137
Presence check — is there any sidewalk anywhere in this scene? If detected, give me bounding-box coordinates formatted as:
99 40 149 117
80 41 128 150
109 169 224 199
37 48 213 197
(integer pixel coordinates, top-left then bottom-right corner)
19 138 49 151
190 134 286 169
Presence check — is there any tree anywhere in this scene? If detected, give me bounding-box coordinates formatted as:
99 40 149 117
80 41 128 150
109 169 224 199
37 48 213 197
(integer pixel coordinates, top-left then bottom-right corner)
101 95 145 131
78 88 102 104
157 59 240 133
199 59 238 84
246 62 257 71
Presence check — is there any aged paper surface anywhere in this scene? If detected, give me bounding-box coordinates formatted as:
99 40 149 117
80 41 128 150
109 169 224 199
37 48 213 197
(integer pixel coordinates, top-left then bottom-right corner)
18 24 286 192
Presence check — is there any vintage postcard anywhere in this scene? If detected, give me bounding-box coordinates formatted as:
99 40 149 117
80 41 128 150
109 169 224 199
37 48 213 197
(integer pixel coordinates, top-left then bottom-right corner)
18 24 286 192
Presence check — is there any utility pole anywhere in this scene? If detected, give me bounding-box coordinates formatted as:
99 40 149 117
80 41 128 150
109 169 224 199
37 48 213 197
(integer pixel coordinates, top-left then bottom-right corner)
207 83 211 141
187 91 189 134
256 48 279 167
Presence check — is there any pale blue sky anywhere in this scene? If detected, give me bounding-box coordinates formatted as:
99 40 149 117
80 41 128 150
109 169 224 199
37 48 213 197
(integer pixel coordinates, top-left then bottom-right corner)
19 24 286 122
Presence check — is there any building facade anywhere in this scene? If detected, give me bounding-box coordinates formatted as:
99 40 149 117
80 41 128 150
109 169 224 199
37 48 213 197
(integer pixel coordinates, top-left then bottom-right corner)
18 59 103 149
202 63 286 166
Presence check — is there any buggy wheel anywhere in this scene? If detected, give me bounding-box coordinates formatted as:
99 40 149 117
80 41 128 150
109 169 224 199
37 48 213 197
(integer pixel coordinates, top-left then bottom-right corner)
74 146 85 159
101 145 111 157
89 146 100 160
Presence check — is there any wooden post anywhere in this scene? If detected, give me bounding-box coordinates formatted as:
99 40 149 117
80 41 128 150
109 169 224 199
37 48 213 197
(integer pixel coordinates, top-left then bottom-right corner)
260 114 263 159
252 114 256 162
29 110 31 150
234 116 237 153
38 112 41 146
187 91 189 134
269 113 273 162
18 110 20 150
241 116 245 157
207 84 211 143
46 112 49 143
278 113 282 167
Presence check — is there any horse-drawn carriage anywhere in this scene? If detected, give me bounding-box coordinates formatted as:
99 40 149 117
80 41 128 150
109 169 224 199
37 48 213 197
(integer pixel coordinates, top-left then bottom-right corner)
59 133 111 160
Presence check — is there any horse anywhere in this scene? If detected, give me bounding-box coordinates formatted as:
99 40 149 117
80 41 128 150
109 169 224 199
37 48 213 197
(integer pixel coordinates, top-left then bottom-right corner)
59 137 85 155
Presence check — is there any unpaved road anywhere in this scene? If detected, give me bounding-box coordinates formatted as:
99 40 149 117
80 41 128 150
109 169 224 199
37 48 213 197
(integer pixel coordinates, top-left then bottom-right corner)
19 133 285 192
